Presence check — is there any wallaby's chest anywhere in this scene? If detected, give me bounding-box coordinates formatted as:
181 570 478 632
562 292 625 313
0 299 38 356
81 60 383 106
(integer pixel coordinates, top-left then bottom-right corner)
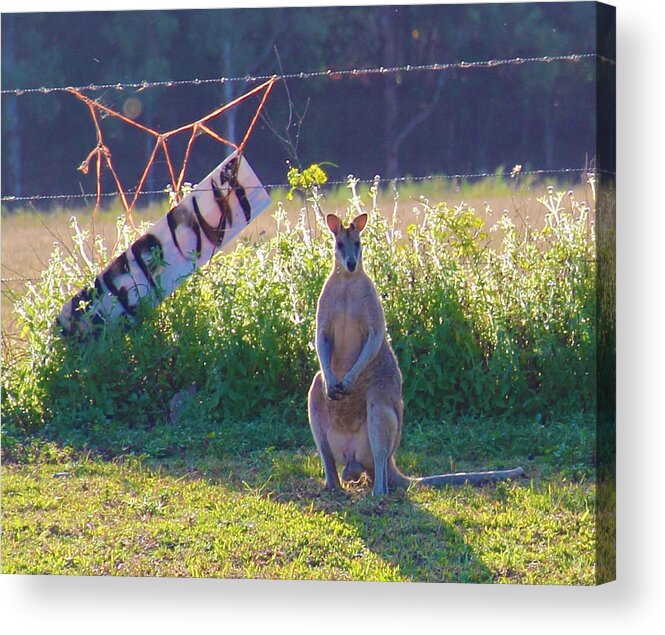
320 280 378 377
329 291 365 328
324 281 372 330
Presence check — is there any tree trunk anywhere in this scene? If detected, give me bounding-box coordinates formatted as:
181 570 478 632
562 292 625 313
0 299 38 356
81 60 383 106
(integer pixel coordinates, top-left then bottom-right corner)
3 20 22 197
380 7 399 180
223 40 237 146
521 91 530 160
543 100 557 169
145 108 155 196
5 97 22 199
475 99 492 173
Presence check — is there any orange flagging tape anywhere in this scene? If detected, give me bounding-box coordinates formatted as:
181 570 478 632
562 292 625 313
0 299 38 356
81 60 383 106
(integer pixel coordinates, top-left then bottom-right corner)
69 76 277 227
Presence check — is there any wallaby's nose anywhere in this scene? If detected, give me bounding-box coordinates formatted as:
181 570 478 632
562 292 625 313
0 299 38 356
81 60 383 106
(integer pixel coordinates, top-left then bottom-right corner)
347 260 357 272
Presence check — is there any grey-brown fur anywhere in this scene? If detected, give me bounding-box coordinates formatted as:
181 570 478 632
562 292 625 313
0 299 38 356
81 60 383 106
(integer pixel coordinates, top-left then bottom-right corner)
308 213 524 496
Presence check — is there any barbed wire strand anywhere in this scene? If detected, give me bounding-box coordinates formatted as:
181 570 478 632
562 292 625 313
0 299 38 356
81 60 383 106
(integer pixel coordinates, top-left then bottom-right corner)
1 51 611 287
1 52 613 205
1 167 603 285
0 166 612 204
1 52 614 97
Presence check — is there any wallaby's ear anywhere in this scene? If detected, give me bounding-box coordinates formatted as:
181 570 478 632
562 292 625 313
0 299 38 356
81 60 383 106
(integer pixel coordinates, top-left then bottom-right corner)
326 214 342 235
351 213 368 233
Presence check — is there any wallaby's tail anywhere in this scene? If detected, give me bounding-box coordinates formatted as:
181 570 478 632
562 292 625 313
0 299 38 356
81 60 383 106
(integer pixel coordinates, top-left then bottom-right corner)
415 466 524 487
388 460 524 490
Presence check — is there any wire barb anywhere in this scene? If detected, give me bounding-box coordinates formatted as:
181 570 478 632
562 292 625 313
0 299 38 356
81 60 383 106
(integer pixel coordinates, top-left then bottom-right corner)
1 167 613 204
1 52 614 97
0 51 615 205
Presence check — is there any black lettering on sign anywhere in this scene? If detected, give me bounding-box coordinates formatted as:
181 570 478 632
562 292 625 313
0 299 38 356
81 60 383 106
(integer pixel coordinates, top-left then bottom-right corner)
192 196 226 247
221 157 251 222
71 285 94 320
102 252 136 317
59 282 105 338
167 203 202 259
211 180 232 245
94 277 105 300
89 280 107 330
131 232 163 294
61 285 94 336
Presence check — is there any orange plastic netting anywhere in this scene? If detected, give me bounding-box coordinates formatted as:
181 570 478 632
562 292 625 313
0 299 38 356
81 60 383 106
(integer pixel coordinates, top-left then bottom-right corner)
69 76 277 227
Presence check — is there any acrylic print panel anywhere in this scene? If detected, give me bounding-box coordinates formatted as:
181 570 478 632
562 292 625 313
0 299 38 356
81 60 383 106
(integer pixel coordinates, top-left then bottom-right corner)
1 2 615 585
56 152 272 340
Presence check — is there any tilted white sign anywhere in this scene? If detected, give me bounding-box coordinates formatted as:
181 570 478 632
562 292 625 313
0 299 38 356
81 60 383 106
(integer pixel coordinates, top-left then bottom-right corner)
57 152 270 339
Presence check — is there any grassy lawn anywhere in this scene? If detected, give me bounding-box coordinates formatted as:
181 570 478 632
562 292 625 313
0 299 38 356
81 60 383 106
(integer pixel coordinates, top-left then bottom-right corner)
1 413 596 584
1 176 599 584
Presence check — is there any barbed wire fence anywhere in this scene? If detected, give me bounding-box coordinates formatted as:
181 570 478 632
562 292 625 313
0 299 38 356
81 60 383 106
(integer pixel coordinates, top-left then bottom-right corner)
0 52 614 97
1 51 614 288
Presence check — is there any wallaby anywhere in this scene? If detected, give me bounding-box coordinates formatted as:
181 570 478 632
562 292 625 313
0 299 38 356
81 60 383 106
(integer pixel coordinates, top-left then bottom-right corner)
308 212 524 496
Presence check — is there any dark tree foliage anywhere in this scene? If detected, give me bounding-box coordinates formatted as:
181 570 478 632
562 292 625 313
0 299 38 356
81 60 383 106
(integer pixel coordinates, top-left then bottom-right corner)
1 3 600 208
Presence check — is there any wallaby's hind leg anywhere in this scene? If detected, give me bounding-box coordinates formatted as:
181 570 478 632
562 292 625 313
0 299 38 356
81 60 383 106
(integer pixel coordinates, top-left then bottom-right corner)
387 458 412 490
366 392 400 496
308 372 341 491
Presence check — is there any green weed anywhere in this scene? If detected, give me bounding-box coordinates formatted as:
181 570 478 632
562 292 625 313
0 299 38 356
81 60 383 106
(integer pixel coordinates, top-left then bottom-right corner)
0 173 600 584
2 176 595 455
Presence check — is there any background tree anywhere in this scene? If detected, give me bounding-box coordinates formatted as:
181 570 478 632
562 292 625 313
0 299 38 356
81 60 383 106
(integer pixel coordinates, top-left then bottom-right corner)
1 3 600 208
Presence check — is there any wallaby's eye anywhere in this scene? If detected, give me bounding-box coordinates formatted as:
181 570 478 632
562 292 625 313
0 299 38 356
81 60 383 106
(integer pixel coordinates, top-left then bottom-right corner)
354 241 360 248
337 242 344 250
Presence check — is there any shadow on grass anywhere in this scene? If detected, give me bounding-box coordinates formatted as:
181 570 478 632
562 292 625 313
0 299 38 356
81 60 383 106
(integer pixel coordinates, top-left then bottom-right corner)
265 477 497 584
5 421 502 583
2 317 586 583
1 336 542 583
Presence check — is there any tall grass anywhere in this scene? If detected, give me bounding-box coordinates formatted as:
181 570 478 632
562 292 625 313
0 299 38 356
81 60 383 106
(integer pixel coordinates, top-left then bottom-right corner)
1 178 595 454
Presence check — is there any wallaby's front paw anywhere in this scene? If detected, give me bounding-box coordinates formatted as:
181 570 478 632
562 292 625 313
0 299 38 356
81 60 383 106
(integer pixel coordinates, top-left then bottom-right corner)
328 384 345 400
324 373 354 400
337 376 354 396
327 381 352 400
325 379 343 400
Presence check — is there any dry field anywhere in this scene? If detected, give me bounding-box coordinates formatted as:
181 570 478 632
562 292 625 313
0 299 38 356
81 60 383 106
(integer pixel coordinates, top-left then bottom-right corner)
1 177 592 336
